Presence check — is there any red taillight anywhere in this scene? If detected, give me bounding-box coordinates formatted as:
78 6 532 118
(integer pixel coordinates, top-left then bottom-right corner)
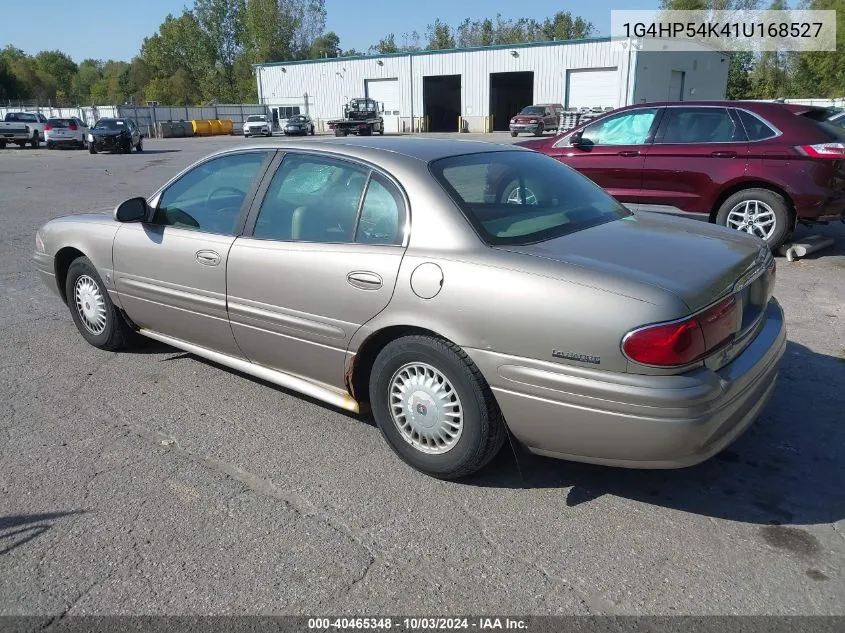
623 296 739 367
44 124 53 131
69 122 78 130
796 142 845 158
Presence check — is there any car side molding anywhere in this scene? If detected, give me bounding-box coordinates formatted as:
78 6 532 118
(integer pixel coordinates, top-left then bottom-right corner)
139 329 360 413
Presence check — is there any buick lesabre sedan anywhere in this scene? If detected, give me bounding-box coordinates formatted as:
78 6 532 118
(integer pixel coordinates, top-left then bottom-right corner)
33 138 786 479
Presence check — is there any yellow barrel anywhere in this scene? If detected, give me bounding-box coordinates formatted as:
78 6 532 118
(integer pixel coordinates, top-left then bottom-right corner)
192 119 212 136
209 119 223 135
218 119 233 135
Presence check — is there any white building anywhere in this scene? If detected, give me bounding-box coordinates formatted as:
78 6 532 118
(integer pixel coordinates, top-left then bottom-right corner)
254 38 729 133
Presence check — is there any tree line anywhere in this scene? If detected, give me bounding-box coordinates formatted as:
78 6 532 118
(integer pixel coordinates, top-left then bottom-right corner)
0 0 841 107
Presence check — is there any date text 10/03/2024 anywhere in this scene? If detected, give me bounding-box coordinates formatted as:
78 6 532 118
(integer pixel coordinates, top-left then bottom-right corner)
307 618 529 630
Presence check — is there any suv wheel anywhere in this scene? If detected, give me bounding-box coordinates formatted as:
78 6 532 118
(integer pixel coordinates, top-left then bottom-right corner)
369 335 506 479
715 188 790 250
533 123 544 137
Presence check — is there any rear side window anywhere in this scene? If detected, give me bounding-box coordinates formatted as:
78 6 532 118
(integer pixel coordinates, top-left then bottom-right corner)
736 110 778 141
658 107 740 143
430 150 630 246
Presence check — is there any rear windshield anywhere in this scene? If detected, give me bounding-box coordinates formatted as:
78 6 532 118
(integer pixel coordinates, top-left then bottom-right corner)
47 118 74 127
430 150 631 246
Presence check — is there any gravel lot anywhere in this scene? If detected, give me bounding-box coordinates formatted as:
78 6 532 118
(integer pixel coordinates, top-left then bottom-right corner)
0 134 843 617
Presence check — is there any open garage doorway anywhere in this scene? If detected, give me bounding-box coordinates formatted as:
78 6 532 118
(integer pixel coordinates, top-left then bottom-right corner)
489 71 533 131
423 75 461 133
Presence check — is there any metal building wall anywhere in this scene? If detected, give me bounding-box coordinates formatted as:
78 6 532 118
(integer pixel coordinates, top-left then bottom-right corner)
632 50 730 104
256 39 634 132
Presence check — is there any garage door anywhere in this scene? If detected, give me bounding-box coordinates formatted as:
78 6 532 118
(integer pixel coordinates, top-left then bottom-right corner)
365 78 400 115
566 68 619 109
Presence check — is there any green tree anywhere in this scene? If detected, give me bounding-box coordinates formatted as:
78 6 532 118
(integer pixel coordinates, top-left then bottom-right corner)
726 51 754 99
34 50 77 102
310 31 340 58
195 0 246 101
426 19 456 50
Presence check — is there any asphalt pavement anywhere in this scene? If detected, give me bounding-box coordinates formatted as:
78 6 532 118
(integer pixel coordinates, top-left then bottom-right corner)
0 134 843 617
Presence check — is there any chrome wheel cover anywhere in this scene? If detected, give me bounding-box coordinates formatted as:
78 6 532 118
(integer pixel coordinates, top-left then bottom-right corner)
74 275 107 335
726 199 777 240
389 362 463 455
506 186 537 205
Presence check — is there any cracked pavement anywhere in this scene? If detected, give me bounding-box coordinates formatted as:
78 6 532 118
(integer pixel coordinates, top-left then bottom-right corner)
0 135 843 616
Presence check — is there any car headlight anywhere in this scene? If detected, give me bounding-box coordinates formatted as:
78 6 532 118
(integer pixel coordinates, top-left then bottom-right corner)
511 118 516 123
35 230 45 253
88 133 94 142
529 119 538 123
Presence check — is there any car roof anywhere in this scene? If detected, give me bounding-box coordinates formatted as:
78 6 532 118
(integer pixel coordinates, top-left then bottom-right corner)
228 136 526 164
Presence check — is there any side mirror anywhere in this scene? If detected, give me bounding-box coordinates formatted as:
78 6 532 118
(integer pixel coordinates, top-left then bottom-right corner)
114 197 149 223
569 131 584 146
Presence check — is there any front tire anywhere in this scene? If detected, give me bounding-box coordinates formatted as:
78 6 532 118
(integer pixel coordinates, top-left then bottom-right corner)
136 137 143 152
65 257 135 351
533 123 544 137
715 188 791 251
89 143 97 154
510 131 518 137
369 335 506 479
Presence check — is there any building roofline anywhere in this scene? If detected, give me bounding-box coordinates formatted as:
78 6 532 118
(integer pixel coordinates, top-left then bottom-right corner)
253 36 614 69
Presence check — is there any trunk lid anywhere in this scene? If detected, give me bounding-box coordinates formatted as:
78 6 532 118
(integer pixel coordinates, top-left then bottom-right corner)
497 212 772 313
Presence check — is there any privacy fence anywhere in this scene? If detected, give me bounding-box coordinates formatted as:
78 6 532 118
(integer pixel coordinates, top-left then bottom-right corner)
0 104 270 138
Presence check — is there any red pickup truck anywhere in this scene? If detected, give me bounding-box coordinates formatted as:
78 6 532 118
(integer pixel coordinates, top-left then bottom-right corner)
509 103 564 137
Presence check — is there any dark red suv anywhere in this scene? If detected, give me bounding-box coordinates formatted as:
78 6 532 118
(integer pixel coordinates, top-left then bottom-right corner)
518 101 845 249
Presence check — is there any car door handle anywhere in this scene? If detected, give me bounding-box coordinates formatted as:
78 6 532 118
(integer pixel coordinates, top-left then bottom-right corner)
710 151 738 158
195 250 221 266
347 271 383 290
616 150 640 157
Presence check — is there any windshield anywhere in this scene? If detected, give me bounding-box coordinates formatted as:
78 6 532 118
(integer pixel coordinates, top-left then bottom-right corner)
520 107 545 115
289 115 307 122
430 151 631 246
246 115 266 122
93 119 125 130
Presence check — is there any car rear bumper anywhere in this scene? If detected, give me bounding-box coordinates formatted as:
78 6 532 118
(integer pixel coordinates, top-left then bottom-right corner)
466 299 786 468
45 134 82 145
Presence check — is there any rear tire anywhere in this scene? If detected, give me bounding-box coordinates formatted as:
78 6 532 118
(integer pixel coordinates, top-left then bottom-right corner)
715 188 791 251
46 141 55 150
510 131 518 137
30 133 39 148
65 257 135 351
369 335 506 480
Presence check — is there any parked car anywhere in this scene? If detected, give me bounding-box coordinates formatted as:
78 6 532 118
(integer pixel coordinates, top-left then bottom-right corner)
0 111 46 148
283 114 315 136
87 118 143 154
33 138 784 479
509 103 564 137
517 101 845 250
243 114 271 137
45 117 89 149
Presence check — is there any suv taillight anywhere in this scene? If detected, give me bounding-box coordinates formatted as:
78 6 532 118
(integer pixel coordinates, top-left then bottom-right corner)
796 142 845 158
622 296 739 367
44 124 53 131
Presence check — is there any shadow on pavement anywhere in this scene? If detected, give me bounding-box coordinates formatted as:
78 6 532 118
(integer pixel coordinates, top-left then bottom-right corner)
0 511 85 555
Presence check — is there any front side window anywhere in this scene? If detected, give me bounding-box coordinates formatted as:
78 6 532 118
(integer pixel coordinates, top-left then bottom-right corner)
430 150 630 246
154 152 268 235
658 107 740 143
577 108 659 146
